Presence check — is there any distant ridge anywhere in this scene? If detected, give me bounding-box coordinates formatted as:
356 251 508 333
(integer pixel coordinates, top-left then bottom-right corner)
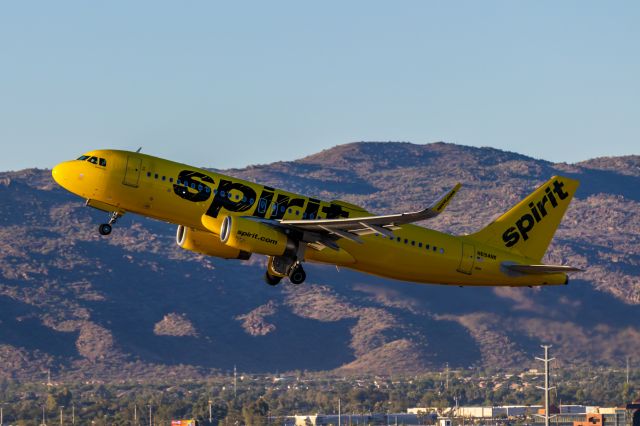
0 141 639 380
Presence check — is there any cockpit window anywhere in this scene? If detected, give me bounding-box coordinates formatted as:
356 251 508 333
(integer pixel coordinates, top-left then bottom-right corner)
77 155 90 161
88 156 98 164
99 158 107 167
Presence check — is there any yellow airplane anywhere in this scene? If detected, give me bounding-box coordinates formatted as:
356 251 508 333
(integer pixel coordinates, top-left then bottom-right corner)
52 149 582 286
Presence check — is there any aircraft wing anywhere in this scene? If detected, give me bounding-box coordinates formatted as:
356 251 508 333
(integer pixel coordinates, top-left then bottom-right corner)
278 183 461 245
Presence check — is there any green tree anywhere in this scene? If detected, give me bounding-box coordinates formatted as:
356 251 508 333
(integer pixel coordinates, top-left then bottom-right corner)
242 398 269 426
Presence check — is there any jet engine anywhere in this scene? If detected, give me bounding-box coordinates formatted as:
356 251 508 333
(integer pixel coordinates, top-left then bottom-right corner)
220 216 293 256
176 225 251 260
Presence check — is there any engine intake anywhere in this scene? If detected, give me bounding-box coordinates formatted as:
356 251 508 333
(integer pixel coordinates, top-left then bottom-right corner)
220 216 292 256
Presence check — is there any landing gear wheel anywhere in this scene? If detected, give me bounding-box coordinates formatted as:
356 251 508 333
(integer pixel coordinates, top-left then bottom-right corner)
98 223 112 236
288 264 306 285
264 271 283 286
97 211 122 236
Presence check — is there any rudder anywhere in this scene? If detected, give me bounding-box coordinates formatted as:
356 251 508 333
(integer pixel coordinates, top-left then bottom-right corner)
469 176 579 262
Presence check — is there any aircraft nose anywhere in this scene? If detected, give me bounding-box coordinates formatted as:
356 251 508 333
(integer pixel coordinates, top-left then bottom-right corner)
52 161 71 189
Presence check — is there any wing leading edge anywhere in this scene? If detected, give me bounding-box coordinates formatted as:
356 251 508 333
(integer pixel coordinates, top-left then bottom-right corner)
279 183 462 243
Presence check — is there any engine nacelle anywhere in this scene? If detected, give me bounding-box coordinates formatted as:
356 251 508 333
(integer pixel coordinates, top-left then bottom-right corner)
220 216 291 257
176 225 251 260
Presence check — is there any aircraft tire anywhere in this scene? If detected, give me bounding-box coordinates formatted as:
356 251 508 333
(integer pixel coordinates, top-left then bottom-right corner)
288 265 306 285
264 271 282 286
99 223 112 236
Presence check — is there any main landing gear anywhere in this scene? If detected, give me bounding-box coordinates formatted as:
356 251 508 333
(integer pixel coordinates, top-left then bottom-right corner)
98 211 122 236
265 256 307 286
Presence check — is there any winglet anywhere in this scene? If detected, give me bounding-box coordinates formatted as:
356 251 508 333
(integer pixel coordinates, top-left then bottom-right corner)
432 183 462 214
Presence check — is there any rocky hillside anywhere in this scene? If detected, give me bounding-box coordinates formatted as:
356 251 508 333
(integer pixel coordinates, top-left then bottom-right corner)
0 142 638 380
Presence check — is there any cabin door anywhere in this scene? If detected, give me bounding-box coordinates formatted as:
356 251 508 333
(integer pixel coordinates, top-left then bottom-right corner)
123 156 142 187
457 242 475 275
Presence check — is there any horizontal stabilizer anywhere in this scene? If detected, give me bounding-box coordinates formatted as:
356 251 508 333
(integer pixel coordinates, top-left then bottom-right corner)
502 263 583 275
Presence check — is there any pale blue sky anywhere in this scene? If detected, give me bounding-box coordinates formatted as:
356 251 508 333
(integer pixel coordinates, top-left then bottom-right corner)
0 1 638 171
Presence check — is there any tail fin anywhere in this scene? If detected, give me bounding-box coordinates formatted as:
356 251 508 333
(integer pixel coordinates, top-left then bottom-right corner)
469 176 579 262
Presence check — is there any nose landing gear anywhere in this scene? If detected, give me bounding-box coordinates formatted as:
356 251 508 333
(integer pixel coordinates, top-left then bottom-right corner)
98 211 122 236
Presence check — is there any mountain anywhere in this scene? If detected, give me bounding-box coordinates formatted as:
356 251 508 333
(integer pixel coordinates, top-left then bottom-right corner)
0 142 639 380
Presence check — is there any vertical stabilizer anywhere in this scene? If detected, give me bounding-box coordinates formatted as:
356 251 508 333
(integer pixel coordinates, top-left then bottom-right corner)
469 176 579 262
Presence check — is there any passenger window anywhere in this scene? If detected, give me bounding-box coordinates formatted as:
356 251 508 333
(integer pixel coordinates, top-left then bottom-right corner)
147 172 152 177
404 239 408 244
154 174 158 179
88 156 98 164
433 246 437 251
426 244 430 249
162 176 166 181
411 241 415 246
397 237 401 242
99 158 107 167
440 248 445 254
288 208 292 214
419 242 423 248
169 178 174 183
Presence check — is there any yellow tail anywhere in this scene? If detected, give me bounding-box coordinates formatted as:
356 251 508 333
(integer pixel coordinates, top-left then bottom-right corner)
469 176 580 262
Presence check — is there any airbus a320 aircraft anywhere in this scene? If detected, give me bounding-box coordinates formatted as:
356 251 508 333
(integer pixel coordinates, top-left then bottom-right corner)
52 150 582 287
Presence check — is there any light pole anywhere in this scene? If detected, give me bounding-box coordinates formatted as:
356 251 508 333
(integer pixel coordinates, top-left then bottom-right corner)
209 400 213 424
1 402 4 426
60 406 64 426
71 404 75 425
42 405 46 426
148 404 152 426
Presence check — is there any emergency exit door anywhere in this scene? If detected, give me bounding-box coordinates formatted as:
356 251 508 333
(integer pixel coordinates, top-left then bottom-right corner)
123 156 142 187
457 242 475 275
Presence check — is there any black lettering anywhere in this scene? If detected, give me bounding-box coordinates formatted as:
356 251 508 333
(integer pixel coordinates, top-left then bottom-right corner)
173 170 214 202
502 227 520 247
536 196 549 217
545 187 558 207
528 202 541 222
303 199 320 219
205 179 256 218
254 188 274 218
321 203 349 219
516 214 535 241
553 180 569 200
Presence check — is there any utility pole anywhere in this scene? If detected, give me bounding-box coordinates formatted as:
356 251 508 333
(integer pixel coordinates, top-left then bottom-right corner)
445 362 450 391
233 365 237 400
60 406 64 426
42 405 46 426
536 345 556 426
627 357 630 385
338 397 341 426
209 400 212 424
134 404 137 425
148 404 152 426
72 404 75 425
1 403 4 426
